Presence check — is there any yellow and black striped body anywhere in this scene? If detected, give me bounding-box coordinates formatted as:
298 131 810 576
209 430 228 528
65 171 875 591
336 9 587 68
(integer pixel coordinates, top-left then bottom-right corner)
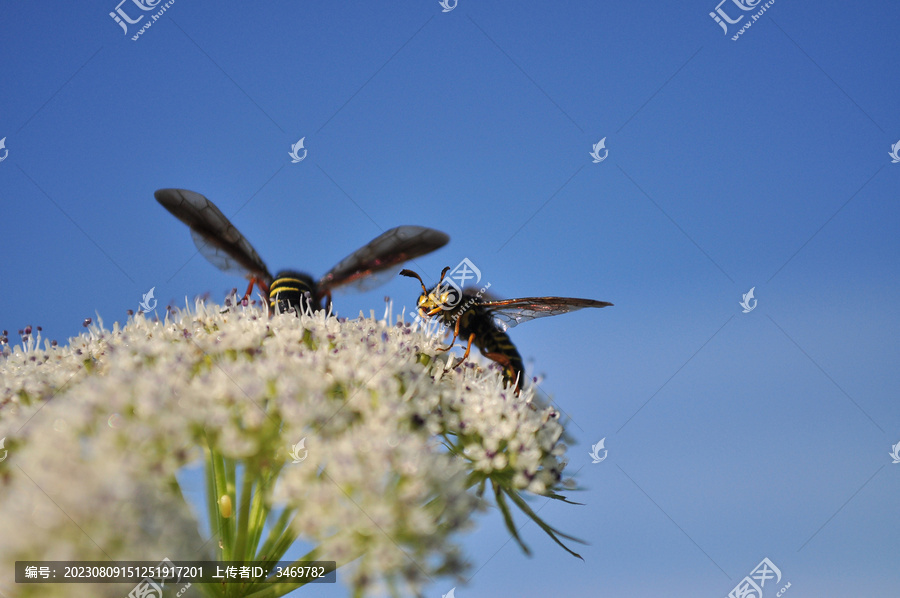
439 292 525 391
156 189 450 319
269 270 319 314
402 266 613 394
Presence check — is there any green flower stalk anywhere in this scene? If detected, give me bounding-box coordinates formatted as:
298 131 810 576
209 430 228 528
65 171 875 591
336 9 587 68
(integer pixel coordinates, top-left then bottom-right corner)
0 301 581 597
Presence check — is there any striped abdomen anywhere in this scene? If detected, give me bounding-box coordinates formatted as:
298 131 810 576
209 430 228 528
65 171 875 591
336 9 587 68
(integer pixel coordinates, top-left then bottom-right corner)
269 270 319 314
457 306 525 391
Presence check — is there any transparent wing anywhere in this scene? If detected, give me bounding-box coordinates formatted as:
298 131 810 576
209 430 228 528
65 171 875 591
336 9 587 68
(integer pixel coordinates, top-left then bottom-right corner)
479 297 613 330
318 225 449 294
328 268 401 295
155 188 272 282
186 228 267 280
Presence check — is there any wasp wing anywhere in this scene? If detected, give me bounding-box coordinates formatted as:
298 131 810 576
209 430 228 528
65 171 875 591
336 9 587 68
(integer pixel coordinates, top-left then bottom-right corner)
318 225 449 294
155 188 272 283
478 297 613 330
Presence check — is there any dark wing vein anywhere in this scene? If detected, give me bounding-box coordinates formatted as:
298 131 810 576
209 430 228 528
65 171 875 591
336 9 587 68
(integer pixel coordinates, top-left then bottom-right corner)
479 297 613 330
318 225 449 294
155 188 271 282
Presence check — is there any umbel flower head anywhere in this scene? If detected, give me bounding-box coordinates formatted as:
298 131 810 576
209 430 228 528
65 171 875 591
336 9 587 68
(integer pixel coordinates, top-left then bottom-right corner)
0 301 581 597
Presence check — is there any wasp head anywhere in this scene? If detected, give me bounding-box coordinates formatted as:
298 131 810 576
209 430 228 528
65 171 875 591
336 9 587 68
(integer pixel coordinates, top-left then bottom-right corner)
401 267 458 322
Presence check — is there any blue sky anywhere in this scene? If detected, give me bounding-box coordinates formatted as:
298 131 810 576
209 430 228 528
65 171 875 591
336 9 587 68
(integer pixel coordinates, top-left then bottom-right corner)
2 1 899 596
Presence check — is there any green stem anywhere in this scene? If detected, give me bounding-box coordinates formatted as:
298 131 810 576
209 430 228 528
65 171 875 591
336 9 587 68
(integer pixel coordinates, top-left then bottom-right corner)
268 520 300 566
249 463 283 560
207 441 231 561
232 460 257 564
255 507 295 563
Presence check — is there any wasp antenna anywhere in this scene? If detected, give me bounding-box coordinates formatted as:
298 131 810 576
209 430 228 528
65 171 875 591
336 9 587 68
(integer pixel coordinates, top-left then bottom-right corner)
439 266 451 284
400 269 428 294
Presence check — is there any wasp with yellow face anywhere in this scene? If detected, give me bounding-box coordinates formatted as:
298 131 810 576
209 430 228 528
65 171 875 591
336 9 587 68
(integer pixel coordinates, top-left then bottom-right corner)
400 267 613 392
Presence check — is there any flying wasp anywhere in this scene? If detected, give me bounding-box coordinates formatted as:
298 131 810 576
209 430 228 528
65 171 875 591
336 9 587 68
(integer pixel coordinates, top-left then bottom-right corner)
155 188 450 313
400 267 612 392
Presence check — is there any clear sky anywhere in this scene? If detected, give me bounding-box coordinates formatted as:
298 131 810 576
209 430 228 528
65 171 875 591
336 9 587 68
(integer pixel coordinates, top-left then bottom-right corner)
2 1 899 596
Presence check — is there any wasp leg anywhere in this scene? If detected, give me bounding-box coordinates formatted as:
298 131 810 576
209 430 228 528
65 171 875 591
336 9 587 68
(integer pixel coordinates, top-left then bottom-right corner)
460 332 475 362
483 352 512 367
238 277 270 305
435 315 461 352
445 332 476 372
239 279 255 304
483 353 520 389
222 278 265 314
482 352 522 393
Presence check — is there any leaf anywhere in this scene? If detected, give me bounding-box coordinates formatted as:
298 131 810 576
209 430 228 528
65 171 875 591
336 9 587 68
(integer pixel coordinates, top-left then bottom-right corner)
505 486 586 560
494 481 531 556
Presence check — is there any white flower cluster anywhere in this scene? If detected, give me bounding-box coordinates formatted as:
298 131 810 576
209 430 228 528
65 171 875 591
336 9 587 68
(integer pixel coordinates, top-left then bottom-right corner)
0 301 573 597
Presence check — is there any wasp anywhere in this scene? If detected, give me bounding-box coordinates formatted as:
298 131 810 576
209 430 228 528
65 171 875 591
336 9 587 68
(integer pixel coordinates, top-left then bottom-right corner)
155 188 450 313
400 267 612 392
